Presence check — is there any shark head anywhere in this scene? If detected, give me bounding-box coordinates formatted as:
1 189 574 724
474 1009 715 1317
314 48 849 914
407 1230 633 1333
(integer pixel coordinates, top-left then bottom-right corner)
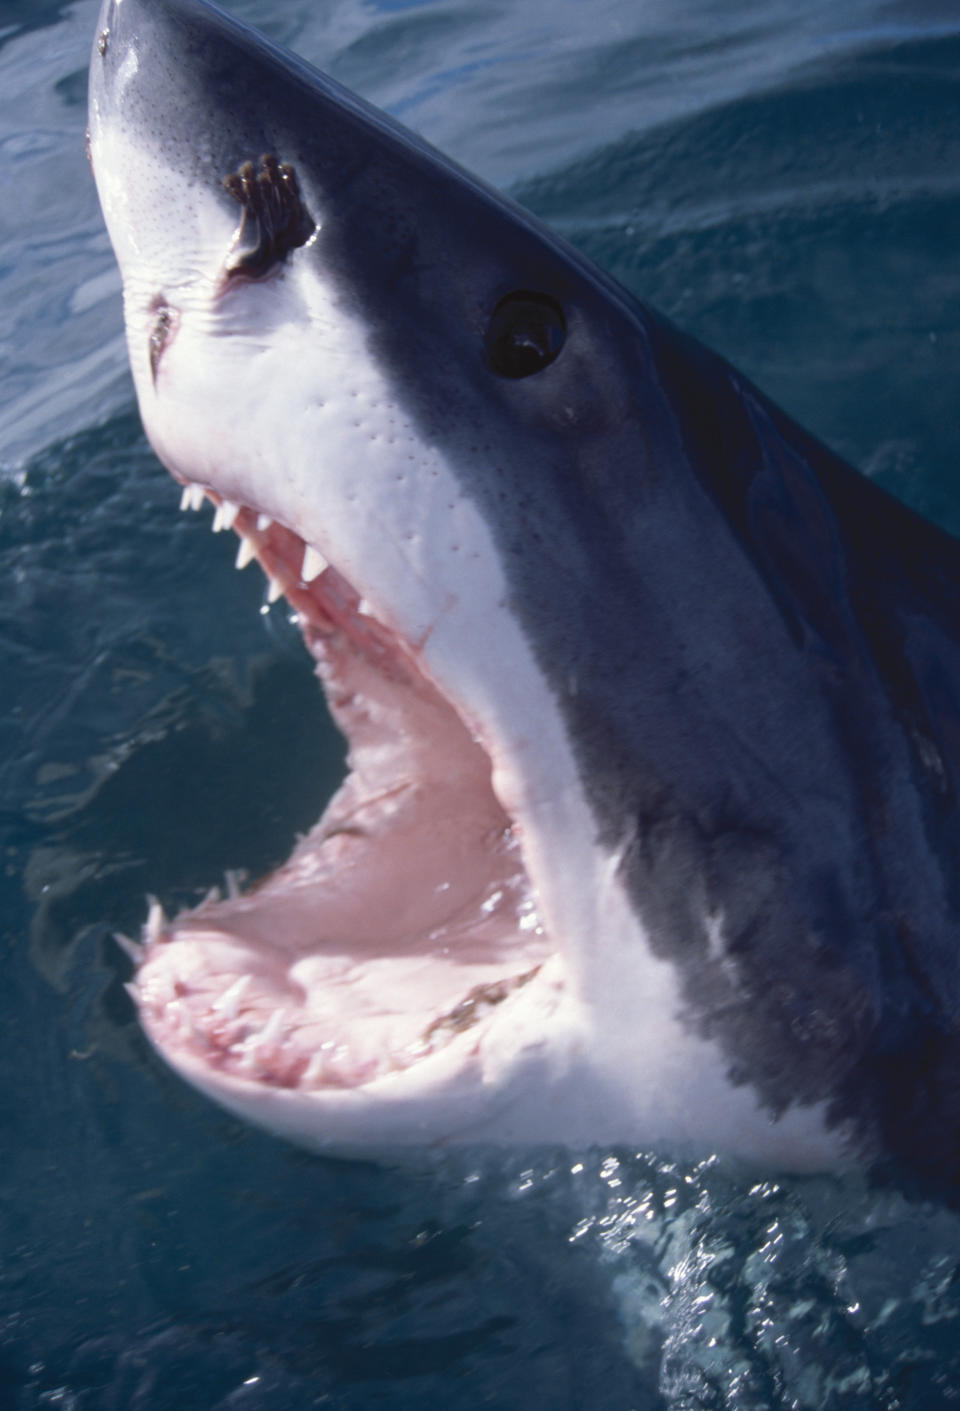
88 0 960 1176
89 0 678 1155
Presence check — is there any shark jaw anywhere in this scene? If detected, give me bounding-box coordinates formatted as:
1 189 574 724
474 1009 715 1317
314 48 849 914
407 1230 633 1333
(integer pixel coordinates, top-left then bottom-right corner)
129 485 571 1145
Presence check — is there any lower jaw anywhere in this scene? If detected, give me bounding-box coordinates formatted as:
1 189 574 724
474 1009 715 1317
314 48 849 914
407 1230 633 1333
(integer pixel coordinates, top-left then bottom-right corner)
137 951 573 1155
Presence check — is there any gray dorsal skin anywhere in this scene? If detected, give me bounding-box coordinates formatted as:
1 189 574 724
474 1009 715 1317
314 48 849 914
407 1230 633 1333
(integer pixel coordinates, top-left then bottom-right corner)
88 0 960 1189
591 334 960 1186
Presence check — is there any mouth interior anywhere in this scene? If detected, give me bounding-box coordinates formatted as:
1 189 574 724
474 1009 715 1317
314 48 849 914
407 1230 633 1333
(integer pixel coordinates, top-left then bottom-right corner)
133 489 554 1092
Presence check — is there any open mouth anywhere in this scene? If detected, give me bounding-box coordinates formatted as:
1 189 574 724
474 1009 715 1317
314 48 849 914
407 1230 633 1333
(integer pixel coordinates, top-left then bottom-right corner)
127 484 557 1095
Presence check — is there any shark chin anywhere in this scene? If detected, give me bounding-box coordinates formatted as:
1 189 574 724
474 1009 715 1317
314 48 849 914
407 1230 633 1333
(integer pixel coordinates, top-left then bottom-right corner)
89 0 960 1184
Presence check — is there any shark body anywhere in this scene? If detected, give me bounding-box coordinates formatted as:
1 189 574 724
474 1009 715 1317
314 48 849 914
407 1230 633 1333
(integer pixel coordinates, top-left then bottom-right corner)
89 0 960 1183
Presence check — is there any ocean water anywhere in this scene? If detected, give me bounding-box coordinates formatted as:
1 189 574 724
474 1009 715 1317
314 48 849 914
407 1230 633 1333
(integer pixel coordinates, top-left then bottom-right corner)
1 0 960 1407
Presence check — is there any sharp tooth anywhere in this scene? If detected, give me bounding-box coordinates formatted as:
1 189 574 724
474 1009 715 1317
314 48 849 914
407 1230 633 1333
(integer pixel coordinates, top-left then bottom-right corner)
257 513 273 532
170 999 206 1043
124 980 141 1003
267 576 285 604
211 499 240 532
113 932 143 964
357 598 374 617
235 1046 262 1076
144 896 167 944
257 1008 288 1047
235 536 256 570
179 482 205 511
302 1051 326 1086
212 973 253 1019
301 544 327 582
224 869 243 900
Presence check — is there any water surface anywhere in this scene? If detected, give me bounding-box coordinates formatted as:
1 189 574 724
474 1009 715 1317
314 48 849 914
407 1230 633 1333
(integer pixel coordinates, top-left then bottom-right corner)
1 1 959 1406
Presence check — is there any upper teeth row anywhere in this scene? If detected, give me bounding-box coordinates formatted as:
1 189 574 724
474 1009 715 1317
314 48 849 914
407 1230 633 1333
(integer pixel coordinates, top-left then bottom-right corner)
179 482 206 512
177 480 328 591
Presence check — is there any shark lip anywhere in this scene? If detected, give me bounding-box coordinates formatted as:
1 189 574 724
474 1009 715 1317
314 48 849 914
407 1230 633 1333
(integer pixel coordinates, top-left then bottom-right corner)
130 484 556 1095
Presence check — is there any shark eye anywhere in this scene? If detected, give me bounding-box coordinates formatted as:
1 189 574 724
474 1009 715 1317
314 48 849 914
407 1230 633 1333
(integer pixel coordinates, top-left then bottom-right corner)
485 291 566 379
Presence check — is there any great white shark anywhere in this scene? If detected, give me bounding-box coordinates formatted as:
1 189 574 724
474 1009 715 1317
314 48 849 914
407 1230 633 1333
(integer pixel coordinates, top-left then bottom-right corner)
88 0 960 1182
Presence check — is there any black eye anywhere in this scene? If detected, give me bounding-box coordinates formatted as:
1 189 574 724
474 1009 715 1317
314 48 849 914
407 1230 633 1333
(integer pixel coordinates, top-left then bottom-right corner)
484 291 566 379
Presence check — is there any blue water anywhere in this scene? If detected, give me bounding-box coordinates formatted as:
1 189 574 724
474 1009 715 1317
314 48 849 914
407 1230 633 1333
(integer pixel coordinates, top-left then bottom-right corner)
1 0 959 1406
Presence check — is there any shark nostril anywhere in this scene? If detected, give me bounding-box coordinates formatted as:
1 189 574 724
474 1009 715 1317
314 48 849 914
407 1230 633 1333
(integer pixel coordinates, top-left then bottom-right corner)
223 154 316 280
